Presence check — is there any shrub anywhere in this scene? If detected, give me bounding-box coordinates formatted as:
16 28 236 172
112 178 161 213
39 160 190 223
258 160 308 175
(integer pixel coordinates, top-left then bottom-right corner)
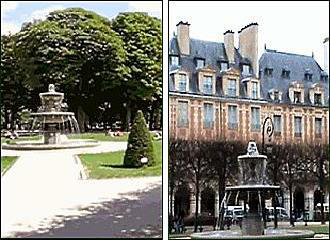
123 110 154 167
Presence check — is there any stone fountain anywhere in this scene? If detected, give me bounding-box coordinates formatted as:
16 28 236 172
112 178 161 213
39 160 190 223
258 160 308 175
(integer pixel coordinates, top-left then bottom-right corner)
2 84 99 150
31 83 79 144
191 141 315 239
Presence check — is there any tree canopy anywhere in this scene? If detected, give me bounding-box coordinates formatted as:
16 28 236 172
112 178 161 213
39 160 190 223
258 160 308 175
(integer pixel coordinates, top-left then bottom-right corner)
1 8 162 131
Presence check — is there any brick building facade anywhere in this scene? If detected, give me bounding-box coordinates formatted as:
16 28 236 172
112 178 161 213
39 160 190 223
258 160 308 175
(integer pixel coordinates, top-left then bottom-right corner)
169 22 329 221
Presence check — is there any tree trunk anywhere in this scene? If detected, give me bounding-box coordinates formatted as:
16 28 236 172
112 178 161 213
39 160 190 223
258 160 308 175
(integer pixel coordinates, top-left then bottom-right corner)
149 104 154 130
289 181 294 227
194 182 200 233
4 106 9 129
77 105 86 133
170 184 174 217
125 104 131 131
319 156 325 224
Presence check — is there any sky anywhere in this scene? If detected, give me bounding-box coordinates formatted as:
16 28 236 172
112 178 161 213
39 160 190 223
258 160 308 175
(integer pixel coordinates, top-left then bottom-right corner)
169 1 329 70
1 1 162 35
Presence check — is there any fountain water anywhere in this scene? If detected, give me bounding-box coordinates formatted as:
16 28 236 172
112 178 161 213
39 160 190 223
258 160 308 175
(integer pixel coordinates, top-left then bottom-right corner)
2 84 99 150
191 141 315 239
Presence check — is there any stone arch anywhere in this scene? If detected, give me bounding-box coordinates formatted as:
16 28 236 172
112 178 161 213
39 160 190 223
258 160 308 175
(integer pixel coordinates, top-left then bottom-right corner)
294 186 305 219
174 183 191 218
201 186 216 216
313 189 324 208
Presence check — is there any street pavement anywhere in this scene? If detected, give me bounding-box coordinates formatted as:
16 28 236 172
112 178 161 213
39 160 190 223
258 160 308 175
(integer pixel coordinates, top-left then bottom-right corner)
1 142 162 238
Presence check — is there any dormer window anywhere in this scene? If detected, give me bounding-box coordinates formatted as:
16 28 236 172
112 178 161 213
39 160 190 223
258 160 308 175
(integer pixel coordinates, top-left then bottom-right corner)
264 68 273 77
203 75 213 94
242 64 250 75
197 59 205 68
220 61 228 71
227 79 237 97
282 70 290 79
170 55 179 66
321 75 328 81
252 82 258 99
294 91 301 103
178 73 187 92
304 73 313 81
314 93 322 105
274 91 279 101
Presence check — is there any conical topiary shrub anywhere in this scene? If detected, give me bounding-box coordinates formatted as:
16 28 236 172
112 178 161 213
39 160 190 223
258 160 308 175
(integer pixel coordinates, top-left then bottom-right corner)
123 110 155 168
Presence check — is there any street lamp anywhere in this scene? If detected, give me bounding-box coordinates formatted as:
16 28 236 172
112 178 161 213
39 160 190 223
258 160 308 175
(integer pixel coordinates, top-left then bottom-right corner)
262 116 274 155
261 116 278 228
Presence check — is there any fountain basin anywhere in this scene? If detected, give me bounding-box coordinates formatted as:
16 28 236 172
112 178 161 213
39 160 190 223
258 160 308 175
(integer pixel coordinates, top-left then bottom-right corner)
2 138 100 150
190 229 315 239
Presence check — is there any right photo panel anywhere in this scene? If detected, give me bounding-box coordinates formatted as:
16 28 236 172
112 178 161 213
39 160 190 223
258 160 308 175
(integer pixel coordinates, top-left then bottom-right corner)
168 1 329 239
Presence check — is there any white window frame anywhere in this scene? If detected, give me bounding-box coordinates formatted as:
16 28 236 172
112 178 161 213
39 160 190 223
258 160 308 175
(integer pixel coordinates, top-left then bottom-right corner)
203 75 213 94
197 59 205 68
251 107 261 131
228 105 238 129
178 73 187 92
177 101 189 128
227 79 237 97
203 102 214 128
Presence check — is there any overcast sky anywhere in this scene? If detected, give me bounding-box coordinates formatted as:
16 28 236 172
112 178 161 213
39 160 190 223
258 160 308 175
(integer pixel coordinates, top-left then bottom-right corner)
1 1 161 35
169 1 329 69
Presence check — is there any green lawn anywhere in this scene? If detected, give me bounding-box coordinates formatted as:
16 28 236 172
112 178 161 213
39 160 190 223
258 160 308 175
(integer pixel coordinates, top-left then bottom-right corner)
1 156 18 175
68 132 128 142
79 140 162 179
294 224 329 234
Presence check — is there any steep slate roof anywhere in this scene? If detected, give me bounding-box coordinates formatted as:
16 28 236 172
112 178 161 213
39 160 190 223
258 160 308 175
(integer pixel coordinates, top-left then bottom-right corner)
259 49 329 105
169 37 329 106
169 37 252 96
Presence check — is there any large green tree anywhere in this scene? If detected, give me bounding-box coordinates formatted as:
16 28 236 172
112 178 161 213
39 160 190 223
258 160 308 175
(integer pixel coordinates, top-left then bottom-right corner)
1 34 30 129
13 8 128 131
112 12 162 130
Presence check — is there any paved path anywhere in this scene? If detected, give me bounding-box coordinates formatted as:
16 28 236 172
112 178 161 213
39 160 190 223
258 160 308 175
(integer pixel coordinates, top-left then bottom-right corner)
1 142 162 238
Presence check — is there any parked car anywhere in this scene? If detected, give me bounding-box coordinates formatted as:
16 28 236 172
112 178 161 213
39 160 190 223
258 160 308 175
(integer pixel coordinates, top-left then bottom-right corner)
266 207 289 221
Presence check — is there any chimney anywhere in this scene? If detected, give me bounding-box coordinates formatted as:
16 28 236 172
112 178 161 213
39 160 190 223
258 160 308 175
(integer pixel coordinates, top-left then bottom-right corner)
238 23 259 77
176 21 190 55
324 37 329 75
224 30 235 64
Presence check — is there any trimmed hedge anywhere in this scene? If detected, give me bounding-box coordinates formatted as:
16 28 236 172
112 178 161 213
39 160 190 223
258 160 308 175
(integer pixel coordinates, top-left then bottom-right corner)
123 110 154 168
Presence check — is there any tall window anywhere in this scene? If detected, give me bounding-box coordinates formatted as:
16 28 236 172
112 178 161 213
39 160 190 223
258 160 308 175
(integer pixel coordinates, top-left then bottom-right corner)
178 74 187 92
228 105 238 129
227 79 236 96
315 118 322 138
274 115 281 136
314 93 322 105
243 65 250 75
197 59 205 68
178 101 188 127
294 116 302 137
294 91 301 103
252 82 258 99
203 76 213 94
170 56 179 66
204 103 214 128
220 62 228 71
251 107 260 131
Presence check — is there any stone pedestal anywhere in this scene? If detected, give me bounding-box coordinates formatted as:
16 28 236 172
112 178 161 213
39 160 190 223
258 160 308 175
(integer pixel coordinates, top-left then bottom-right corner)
241 214 264 235
44 132 61 144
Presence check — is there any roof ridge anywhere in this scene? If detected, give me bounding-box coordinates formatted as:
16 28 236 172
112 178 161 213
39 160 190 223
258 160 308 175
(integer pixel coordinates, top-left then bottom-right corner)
265 49 313 58
190 38 224 45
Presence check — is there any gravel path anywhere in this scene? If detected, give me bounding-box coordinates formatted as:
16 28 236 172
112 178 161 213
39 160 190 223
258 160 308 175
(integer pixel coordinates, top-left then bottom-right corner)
1 142 162 238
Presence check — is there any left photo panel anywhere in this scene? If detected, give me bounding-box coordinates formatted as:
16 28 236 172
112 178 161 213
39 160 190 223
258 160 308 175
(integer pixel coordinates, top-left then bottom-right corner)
1 1 163 238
